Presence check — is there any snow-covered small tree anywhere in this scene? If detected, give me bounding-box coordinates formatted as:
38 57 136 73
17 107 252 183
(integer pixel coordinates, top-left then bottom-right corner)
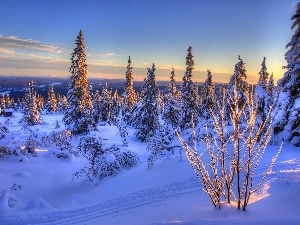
45 86 58 113
226 56 249 123
147 121 178 167
0 122 8 139
255 57 270 123
132 63 160 142
36 94 44 112
200 69 215 120
92 90 102 124
116 112 129 147
163 68 180 129
110 90 121 124
123 56 137 113
24 135 38 156
73 136 139 183
20 81 41 126
180 46 198 130
169 68 177 96
100 83 112 124
267 72 275 98
63 30 96 135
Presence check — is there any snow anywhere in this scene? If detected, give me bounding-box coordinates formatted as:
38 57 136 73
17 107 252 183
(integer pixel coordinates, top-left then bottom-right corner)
0 113 299 225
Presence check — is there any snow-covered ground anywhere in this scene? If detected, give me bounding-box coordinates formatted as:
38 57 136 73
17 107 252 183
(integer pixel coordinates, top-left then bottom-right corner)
0 113 299 225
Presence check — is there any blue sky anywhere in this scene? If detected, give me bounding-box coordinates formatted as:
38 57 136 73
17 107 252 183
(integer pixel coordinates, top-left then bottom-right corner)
0 0 297 83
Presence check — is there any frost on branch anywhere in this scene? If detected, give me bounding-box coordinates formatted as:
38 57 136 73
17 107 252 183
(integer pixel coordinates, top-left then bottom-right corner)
177 78 282 211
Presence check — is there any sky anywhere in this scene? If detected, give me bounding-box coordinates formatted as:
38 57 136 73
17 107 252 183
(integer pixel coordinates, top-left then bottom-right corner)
0 0 298 83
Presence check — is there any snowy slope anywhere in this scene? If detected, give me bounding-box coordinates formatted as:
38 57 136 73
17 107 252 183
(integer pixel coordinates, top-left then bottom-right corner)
0 114 299 225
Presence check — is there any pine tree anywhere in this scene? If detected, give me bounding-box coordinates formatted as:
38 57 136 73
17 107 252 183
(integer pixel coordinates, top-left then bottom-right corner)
92 90 101 124
180 46 198 130
168 68 177 96
20 81 41 126
226 56 249 123
123 56 137 112
116 112 129 147
255 57 270 123
100 83 112 123
36 94 44 112
132 63 160 142
267 72 275 98
57 94 68 113
163 68 180 129
46 86 58 113
110 90 121 124
200 69 215 120
273 3 300 146
63 30 95 135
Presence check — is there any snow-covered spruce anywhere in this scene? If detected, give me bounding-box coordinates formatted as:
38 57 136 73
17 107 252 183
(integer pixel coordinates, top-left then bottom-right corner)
131 63 160 142
180 46 198 130
199 69 215 122
24 135 38 157
63 30 96 135
147 121 180 167
20 81 41 126
110 90 122 125
116 113 129 147
73 136 139 183
162 68 181 130
255 57 271 124
41 130 73 158
226 55 249 124
273 3 300 146
44 86 58 114
123 56 137 114
0 122 9 139
99 83 112 124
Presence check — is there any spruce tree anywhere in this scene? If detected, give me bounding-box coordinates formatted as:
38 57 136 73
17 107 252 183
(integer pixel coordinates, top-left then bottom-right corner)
123 56 136 112
100 83 112 123
180 46 198 130
273 3 300 146
163 68 180 129
92 90 101 124
132 63 159 142
200 69 215 120
20 81 41 126
267 72 275 98
110 90 121 124
255 57 270 122
46 86 58 113
226 56 249 123
168 68 177 96
63 30 95 135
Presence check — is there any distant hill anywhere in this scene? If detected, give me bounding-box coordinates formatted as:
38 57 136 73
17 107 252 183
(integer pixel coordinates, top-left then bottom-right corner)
0 76 185 99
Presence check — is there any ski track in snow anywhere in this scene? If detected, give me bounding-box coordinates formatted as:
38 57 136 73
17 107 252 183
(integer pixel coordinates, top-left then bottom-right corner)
1 150 299 225
1 178 200 225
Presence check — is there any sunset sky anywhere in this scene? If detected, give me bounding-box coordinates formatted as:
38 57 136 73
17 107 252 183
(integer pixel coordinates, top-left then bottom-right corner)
0 0 297 83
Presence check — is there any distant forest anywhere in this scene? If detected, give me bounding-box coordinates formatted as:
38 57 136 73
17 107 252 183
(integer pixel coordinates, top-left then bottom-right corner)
0 76 177 99
0 75 213 100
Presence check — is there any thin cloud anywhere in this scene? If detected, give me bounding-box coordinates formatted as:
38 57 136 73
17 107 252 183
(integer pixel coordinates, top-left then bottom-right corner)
99 52 121 57
0 55 68 70
104 52 115 57
0 48 15 55
158 64 172 70
0 35 63 54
